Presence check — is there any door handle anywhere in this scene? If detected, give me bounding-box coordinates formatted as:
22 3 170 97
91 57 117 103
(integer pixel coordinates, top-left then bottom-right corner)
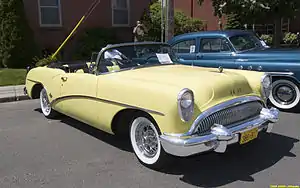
61 76 68 81
196 53 203 59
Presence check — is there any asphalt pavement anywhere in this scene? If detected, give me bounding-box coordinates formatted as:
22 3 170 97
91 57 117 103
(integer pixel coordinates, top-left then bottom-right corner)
0 100 299 188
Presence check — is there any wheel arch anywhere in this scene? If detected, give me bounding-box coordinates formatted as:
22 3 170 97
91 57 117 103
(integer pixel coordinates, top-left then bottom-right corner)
111 108 159 136
271 75 300 85
31 83 44 99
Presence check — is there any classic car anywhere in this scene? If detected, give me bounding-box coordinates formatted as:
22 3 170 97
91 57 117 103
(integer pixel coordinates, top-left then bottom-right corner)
168 30 300 110
25 42 279 169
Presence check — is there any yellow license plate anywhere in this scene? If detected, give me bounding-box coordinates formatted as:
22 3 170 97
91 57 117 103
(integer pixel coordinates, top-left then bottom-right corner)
239 127 259 145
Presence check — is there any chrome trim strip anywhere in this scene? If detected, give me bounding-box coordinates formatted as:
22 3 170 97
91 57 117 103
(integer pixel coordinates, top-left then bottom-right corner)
165 96 264 137
266 72 294 76
50 95 165 116
26 79 40 83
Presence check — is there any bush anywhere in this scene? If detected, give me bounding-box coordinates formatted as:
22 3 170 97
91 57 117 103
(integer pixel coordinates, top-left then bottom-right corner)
34 55 58 67
283 32 298 44
260 34 273 45
141 1 204 41
0 0 39 68
72 28 119 60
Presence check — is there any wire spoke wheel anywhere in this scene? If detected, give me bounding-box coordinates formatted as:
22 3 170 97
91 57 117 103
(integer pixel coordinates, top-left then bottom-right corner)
130 116 171 168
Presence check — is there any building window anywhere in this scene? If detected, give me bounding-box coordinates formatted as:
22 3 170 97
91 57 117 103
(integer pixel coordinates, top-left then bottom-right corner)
112 0 130 26
38 0 62 27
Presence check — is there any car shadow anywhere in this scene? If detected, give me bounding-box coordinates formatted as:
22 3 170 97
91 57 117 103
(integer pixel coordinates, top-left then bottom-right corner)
34 108 298 187
34 108 133 152
158 133 299 187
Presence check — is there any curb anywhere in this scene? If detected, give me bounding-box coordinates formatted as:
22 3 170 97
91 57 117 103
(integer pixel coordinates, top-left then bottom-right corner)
0 95 30 103
0 85 30 103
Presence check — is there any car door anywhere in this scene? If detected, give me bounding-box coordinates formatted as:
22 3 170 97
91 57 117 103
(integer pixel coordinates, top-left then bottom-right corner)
171 38 197 65
59 72 99 126
195 37 237 69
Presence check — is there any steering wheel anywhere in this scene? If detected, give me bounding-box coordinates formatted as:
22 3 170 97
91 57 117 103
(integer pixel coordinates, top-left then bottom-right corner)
144 55 158 64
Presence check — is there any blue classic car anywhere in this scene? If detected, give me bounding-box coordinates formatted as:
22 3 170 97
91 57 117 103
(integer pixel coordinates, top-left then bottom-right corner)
168 30 300 110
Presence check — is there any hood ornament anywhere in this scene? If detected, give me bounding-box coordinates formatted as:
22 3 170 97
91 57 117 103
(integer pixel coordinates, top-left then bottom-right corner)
218 66 224 73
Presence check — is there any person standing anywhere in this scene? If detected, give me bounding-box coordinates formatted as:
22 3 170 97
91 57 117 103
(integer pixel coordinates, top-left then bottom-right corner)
133 21 148 42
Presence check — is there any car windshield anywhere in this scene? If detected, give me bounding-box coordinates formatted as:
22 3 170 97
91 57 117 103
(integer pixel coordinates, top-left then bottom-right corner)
97 43 178 73
229 34 263 51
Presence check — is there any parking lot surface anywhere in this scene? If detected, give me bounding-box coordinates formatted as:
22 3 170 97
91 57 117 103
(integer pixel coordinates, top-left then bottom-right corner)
0 100 299 188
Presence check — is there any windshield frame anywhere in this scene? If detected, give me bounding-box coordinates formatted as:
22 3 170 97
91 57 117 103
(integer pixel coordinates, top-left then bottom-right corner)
228 33 264 52
95 42 179 75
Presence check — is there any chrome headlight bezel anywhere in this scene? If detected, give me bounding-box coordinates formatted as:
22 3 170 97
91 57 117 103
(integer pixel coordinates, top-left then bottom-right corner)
261 73 272 100
177 88 194 122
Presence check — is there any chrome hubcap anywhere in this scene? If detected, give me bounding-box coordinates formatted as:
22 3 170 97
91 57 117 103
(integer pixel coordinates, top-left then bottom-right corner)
135 122 158 158
273 84 296 105
41 90 51 114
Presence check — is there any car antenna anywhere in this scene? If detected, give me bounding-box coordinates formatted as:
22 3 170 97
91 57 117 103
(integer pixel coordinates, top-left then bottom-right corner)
51 0 101 60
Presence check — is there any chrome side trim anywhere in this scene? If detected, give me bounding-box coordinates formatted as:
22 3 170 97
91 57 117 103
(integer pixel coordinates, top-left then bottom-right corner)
26 79 40 83
50 95 165 116
266 72 294 76
165 96 264 137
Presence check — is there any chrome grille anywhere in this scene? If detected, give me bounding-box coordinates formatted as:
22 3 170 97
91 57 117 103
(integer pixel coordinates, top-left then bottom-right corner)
196 101 263 135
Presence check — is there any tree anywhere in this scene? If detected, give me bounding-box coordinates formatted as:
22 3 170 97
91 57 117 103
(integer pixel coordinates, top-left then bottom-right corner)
197 0 300 47
0 0 38 68
141 1 204 41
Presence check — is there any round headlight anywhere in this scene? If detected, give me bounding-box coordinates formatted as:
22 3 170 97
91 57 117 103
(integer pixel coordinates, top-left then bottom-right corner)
261 74 272 99
180 92 193 108
178 89 194 122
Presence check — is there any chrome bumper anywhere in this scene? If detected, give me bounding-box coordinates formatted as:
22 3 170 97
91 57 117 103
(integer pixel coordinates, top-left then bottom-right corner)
160 107 279 157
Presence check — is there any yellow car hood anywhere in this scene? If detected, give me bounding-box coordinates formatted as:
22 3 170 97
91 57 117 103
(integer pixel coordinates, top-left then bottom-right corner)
113 64 259 109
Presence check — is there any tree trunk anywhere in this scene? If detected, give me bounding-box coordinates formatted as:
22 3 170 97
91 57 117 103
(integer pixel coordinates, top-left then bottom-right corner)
273 17 282 48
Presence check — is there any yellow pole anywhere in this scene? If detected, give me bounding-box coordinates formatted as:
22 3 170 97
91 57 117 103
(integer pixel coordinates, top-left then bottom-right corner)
51 15 86 59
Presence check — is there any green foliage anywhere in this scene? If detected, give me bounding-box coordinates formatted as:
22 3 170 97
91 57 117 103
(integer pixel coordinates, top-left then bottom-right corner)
225 14 243 29
73 28 119 60
34 55 57 67
260 34 273 45
141 1 204 41
0 0 39 68
174 11 204 36
283 32 298 44
0 68 26 86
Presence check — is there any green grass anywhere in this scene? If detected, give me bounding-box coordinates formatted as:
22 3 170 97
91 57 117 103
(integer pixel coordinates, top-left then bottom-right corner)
0 69 27 86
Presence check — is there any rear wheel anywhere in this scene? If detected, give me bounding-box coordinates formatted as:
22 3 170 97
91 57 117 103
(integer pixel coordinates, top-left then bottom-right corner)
40 88 58 118
129 116 172 169
269 79 300 110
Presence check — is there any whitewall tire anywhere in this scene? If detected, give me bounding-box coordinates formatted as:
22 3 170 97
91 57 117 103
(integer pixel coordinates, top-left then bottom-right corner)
129 116 171 168
269 79 300 110
40 88 58 118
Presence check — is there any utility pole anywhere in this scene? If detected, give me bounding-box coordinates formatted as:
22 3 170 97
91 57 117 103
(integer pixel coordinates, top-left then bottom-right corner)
161 0 165 42
164 0 174 42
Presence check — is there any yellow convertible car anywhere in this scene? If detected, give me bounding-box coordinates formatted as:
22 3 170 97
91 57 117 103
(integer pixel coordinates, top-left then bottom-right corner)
25 42 279 169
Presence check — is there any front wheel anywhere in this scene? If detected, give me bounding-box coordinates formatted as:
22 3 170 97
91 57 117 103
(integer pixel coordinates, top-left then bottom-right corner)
40 88 59 118
269 79 300 110
129 116 172 169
